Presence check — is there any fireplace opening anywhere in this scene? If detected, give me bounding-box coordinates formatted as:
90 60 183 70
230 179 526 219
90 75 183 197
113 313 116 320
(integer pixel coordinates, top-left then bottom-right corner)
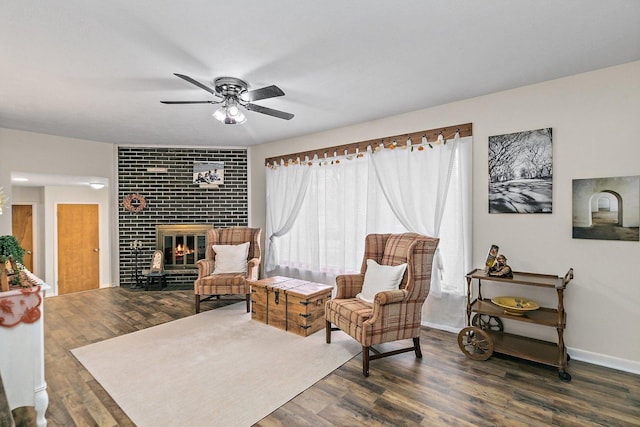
156 224 211 270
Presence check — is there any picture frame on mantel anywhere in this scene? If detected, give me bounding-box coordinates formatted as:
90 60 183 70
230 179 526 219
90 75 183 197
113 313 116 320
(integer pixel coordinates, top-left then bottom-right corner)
150 250 164 273
193 161 224 188
488 128 553 214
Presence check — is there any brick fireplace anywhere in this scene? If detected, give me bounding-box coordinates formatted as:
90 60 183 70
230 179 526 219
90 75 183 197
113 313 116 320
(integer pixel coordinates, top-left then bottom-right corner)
118 146 248 287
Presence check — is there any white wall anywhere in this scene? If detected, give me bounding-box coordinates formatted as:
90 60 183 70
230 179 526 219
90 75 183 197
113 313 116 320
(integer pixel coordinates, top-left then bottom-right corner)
0 129 117 292
250 61 640 373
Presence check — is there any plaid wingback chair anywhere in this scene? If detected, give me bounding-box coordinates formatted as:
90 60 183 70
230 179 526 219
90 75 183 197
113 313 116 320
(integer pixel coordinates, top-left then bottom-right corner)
325 233 439 376
194 227 261 314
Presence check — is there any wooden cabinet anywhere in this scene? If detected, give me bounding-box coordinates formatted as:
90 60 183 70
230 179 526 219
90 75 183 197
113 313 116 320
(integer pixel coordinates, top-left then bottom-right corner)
0 280 50 425
458 268 574 381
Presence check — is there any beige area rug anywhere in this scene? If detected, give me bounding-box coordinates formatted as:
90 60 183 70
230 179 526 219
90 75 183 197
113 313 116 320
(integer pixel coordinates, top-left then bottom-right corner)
72 303 361 427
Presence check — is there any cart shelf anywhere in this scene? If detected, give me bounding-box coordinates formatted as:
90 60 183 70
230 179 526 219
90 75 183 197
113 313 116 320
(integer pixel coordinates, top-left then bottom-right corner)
466 269 567 288
486 330 566 368
471 299 565 327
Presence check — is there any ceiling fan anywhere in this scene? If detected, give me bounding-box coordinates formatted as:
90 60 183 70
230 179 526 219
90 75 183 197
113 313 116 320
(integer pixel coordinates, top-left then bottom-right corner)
161 73 294 124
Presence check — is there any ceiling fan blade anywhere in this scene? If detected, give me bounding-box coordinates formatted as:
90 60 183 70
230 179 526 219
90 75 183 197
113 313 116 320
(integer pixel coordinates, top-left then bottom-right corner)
160 100 214 104
245 103 294 120
241 85 285 102
173 73 218 96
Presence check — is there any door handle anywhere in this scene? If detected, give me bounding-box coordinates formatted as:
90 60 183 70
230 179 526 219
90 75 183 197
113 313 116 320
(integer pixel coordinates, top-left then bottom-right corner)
93 248 100 252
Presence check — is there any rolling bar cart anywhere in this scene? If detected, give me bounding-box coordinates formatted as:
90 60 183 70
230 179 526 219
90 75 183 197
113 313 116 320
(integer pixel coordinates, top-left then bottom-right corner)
458 268 574 381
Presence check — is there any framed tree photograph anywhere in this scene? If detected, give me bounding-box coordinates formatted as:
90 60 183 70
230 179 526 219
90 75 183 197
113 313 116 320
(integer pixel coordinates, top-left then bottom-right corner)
488 128 552 213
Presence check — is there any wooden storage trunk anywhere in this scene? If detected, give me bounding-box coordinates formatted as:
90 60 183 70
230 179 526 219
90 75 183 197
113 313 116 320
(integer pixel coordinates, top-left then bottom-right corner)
250 276 333 337
250 276 296 326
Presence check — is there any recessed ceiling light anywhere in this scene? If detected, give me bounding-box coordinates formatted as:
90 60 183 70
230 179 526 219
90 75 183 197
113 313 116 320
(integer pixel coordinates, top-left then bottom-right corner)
89 182 105 189
12 177 28 182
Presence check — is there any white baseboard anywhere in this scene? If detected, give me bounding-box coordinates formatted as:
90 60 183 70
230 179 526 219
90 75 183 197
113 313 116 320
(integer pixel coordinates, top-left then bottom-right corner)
422 321 640 376
422 321 459 334
567 347 640 375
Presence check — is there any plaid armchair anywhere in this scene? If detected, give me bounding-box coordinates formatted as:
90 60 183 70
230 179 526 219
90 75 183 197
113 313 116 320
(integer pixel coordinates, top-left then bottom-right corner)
194 227 261 314
325 233 439 376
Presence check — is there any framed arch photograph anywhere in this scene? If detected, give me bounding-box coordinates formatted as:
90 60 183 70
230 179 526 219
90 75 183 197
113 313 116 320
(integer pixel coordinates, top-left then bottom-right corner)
572 175 640 241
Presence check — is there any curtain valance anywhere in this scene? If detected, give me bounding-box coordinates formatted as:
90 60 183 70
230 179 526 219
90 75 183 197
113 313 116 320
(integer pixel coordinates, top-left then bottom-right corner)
265 123 472 166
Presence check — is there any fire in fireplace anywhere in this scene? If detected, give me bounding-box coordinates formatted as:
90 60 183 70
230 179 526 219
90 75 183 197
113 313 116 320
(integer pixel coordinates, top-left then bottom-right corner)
155 224 212 270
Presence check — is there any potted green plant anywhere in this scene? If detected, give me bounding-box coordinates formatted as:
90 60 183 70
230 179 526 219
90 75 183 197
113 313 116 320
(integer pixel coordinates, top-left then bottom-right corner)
0 235 26 291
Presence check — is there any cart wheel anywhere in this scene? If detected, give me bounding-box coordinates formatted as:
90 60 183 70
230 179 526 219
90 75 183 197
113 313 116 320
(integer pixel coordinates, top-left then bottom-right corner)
559 371 572 382
472 313 504 332
457 326 494 361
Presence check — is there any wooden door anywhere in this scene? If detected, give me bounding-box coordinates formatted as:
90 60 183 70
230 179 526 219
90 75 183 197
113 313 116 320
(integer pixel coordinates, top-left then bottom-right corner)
57 204 100 294
12 204 34 271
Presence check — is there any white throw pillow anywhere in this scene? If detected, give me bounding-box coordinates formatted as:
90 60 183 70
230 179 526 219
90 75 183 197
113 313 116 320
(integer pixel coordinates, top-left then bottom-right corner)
356 259 407 303
212 242 250 274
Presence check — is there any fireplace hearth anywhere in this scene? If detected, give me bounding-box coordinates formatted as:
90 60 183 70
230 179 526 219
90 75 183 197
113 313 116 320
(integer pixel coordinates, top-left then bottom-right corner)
155 224 211 270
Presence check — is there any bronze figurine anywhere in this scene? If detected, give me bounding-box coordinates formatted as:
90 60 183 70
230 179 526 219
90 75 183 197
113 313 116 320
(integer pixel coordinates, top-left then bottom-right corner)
488 254 513 278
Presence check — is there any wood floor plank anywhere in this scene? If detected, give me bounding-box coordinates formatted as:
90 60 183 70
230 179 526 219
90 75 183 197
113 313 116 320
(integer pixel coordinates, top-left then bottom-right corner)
257 399 337 427
42 287 640 426
84 379 134 427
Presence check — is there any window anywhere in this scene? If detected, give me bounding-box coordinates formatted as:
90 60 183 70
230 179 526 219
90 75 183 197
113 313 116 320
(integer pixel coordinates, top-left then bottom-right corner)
266 136 472 327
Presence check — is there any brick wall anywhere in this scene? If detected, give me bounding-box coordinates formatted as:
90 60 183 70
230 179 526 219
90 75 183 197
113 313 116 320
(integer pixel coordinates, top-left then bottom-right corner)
118 147 248 287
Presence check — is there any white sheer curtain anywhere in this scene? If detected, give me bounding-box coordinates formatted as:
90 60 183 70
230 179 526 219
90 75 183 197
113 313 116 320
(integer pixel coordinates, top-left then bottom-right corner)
264 136 472 330
422 137 472 330
264 162 311 272
368 135 459 298
267 154 369 283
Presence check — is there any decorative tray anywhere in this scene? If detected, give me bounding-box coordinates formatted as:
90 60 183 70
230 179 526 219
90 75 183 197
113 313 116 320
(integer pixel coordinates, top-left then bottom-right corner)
491 296 540 316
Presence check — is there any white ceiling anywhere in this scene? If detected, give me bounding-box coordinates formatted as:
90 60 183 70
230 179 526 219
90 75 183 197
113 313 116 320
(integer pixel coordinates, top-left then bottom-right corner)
1 1 639 148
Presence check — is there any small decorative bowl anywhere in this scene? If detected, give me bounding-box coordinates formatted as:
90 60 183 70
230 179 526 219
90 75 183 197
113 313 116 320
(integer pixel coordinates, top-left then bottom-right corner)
491 296 540 316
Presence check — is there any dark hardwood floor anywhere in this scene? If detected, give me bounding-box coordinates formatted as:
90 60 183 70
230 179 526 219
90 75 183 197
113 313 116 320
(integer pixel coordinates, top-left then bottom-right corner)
44 287 639 426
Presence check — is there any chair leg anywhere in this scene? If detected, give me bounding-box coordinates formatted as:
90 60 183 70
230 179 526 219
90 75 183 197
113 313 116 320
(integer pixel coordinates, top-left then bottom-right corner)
325 320 332 344
413 337 422 358
413 337 422 359
362 346 370 377
245 293 251 313
195 295 200 314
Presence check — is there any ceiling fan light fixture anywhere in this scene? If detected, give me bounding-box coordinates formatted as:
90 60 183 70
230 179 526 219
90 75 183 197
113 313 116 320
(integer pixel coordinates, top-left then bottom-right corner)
226 98 240 116
213 102 246 125
166 74 293 123
228 105 239 116
213 106 227 121
224 109 246 124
